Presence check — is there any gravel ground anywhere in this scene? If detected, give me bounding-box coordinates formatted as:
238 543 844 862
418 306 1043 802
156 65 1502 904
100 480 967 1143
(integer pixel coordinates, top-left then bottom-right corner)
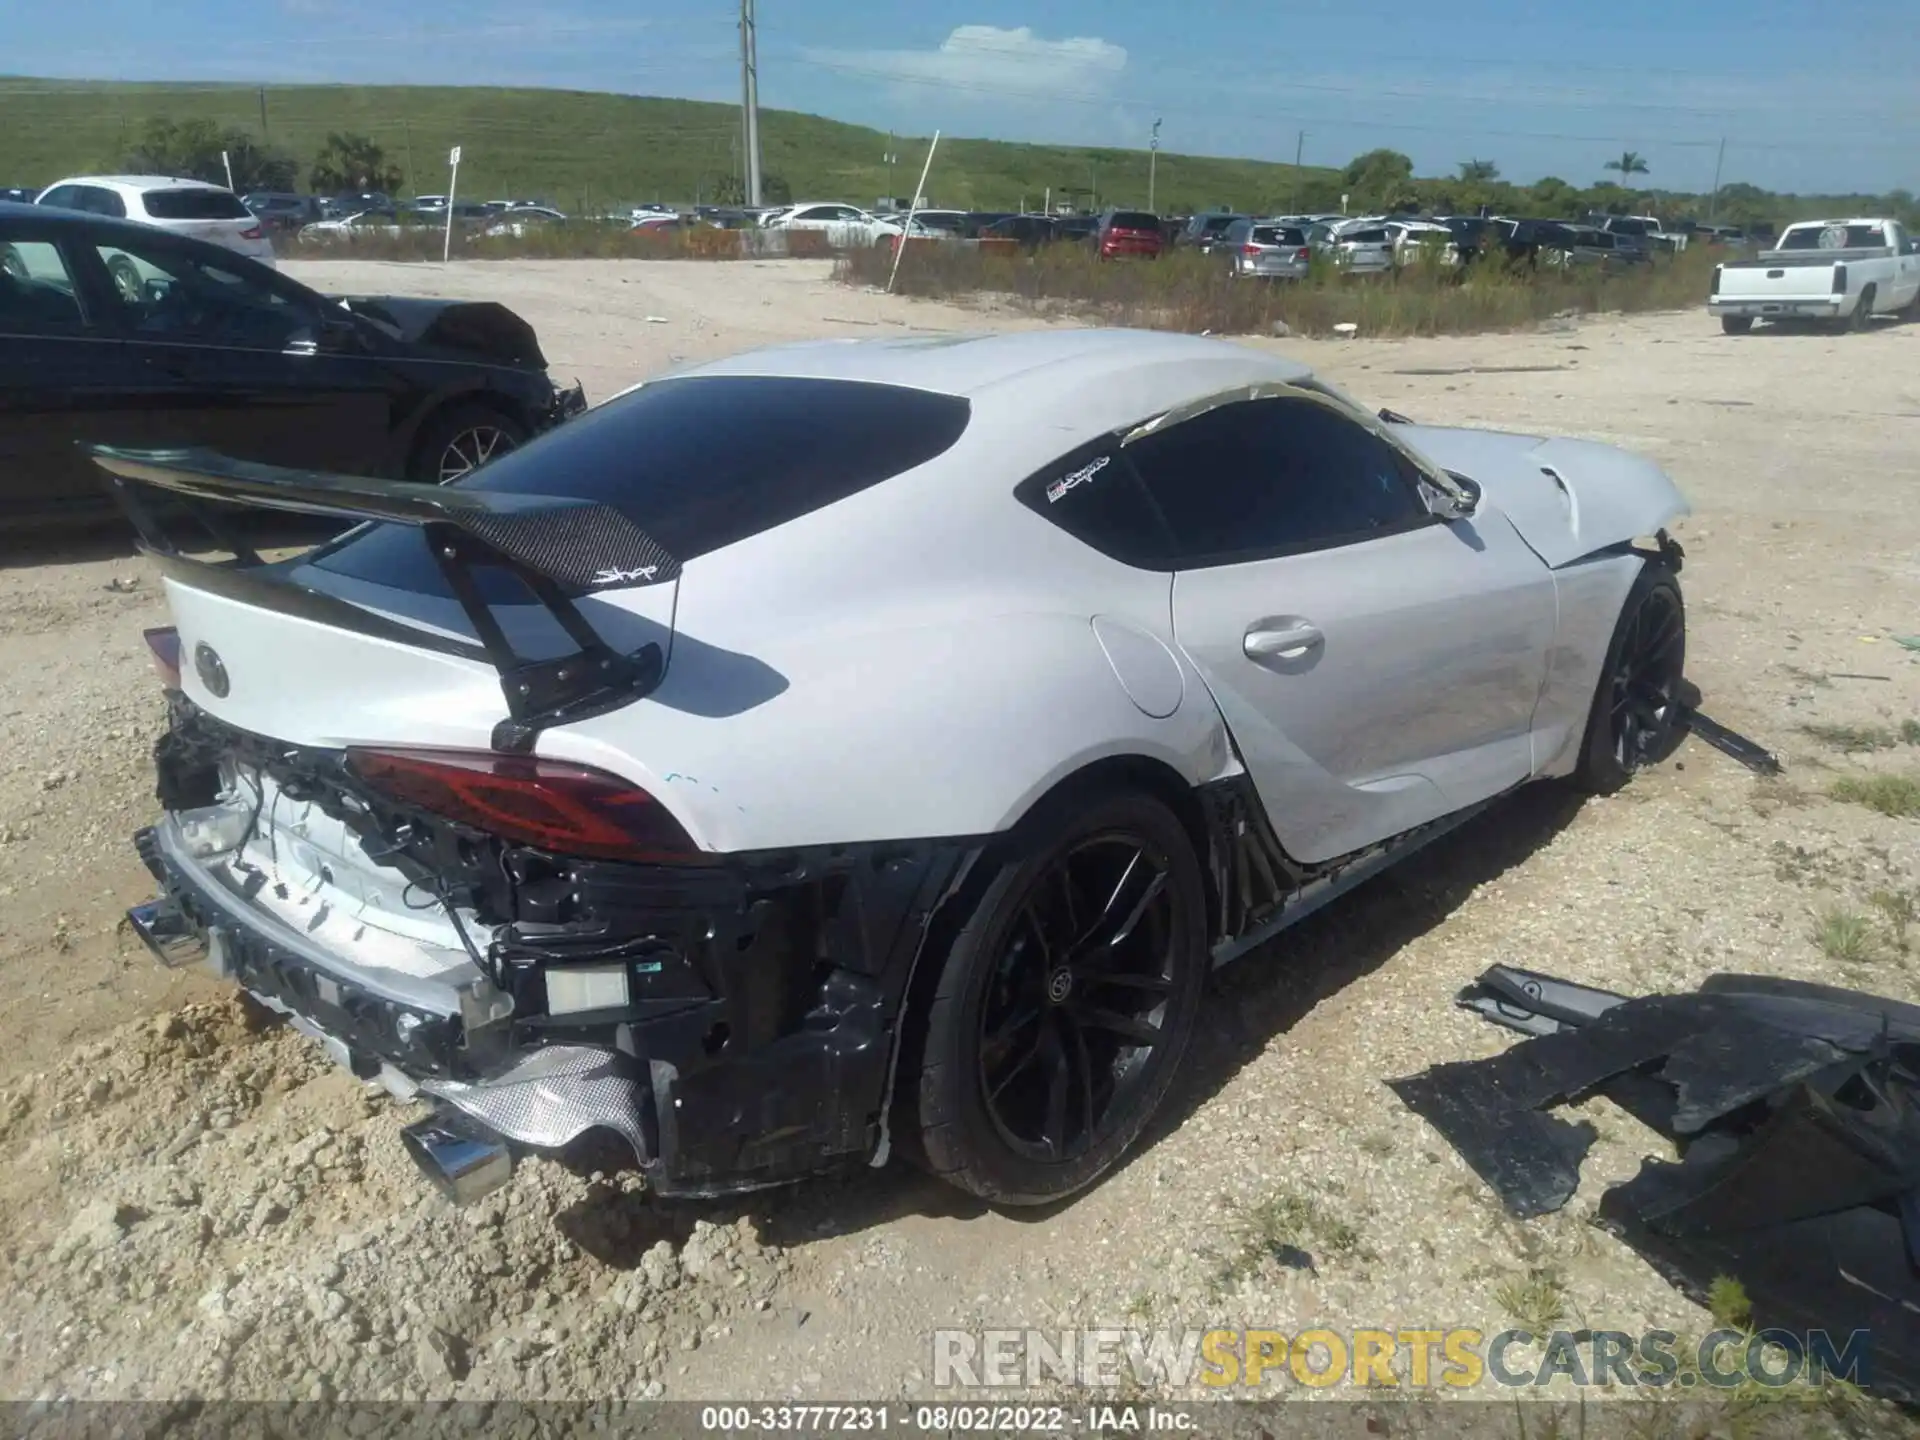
2 259 1917 1407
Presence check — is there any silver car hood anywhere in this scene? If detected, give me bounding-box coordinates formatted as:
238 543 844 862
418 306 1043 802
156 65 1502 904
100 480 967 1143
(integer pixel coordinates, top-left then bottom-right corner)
1397 423 1690 569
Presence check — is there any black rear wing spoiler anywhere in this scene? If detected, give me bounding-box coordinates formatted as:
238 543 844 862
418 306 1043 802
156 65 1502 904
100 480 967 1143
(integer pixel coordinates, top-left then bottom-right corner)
90 445 679 752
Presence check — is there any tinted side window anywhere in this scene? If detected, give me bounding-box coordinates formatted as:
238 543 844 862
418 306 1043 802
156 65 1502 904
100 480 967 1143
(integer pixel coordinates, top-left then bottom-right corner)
312 377 972 599
0 240 87 332
1014 439 1172 569
93 236 309 348
1126 398 1431 566
37 186 80 210
82 187 127 218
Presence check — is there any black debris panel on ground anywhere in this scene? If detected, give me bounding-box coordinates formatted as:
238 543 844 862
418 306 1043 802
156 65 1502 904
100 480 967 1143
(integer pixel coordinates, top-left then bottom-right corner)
1389 965 1920 1401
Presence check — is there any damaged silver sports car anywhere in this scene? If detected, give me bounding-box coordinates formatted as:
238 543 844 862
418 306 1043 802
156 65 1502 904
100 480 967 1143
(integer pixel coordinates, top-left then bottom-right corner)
103 329 1695 1207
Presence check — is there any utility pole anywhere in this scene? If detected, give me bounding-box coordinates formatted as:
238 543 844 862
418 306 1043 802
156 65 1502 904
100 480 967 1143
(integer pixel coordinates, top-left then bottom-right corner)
1290 130 1305 211
738 0 763 206
257 87 270 145
403 119 416 196
1706 136 1726 224
1147 117 1161 213
885 131 898 203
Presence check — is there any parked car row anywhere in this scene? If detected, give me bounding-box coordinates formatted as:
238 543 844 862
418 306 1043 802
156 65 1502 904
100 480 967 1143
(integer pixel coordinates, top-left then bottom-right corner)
0 200 585 527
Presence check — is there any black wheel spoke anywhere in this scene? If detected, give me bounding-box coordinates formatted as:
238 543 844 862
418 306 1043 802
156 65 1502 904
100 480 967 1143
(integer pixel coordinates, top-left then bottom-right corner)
974 827 1185 1165
1072 848 1167 957
1079 970 1173 995
986 1019 1047 1102
1040 1017 1071 1157
1020 901 1054 968
1070 1004 1162 1047
1063 1013 1097 1144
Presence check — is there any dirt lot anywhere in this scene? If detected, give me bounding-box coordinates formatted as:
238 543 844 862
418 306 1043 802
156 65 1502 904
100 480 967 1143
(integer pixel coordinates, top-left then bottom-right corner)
2 258 1917 1405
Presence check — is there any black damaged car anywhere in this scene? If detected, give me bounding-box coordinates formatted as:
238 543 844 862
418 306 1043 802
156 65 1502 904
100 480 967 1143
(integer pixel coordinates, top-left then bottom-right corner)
0 200 585 528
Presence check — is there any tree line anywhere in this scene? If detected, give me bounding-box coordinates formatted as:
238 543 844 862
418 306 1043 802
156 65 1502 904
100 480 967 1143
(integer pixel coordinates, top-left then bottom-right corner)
114 115 1917 231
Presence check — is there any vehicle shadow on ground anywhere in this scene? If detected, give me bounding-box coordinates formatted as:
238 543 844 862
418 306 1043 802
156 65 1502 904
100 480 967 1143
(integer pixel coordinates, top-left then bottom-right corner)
555 782 1588 1262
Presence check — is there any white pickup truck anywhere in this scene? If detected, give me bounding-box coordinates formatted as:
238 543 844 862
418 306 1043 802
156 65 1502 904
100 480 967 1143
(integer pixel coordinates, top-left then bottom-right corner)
1709 217 1920 333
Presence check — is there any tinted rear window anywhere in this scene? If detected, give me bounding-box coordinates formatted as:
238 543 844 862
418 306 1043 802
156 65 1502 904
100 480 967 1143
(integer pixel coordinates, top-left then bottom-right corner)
144 188 252 220
1251 226 1304 245
312 376 971 597
1108 212 1159 230
1777 223 1885 250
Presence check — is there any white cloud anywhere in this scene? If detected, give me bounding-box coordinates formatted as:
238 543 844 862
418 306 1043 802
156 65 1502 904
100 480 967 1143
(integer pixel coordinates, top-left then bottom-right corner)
803 25 1128 103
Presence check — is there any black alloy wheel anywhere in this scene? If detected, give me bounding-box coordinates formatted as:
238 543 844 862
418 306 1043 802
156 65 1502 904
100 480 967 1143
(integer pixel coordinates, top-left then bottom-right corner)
909 789 1208 1205
1606 578 1686 773
977 835 1178 1164
1573 565 1687 793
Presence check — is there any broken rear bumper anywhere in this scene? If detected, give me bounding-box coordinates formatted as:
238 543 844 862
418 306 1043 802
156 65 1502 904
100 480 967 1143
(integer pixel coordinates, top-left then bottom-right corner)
130 812 975 1201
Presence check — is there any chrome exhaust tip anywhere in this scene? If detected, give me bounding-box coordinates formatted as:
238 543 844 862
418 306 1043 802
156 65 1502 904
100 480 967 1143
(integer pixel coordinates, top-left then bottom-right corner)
401 1111 513 1206
126 898 205 968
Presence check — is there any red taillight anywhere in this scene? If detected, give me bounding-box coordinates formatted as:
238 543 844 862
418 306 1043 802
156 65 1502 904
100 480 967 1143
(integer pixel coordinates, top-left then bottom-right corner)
1242 244 1260 256
144 627 182 690
344 748 700 863
1295 247 1311 261
239 225 264 241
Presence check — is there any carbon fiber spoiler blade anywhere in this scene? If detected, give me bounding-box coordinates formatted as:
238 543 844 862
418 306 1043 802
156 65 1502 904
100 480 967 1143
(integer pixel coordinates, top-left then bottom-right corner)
88 446 680 592
89 445 674 752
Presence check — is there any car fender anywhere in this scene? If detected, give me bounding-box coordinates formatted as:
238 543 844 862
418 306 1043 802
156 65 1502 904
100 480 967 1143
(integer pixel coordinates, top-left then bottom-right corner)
1396 424 1690 568
543 609 1236 854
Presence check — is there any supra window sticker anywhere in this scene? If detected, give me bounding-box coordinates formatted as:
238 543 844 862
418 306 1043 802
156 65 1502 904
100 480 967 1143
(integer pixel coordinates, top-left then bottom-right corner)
1046 454 1110 503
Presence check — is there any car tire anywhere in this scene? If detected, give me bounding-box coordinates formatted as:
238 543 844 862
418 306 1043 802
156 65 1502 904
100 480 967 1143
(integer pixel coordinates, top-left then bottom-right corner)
1849 286 1876 332
1569 562 1686 795
1720 315 1754 335
909 787 1208 1206
407 401 528 485
107 253 143 304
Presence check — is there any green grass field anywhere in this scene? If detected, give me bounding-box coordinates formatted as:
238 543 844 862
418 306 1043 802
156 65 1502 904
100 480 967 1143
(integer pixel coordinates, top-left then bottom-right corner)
1 77 1906 229
0 77 1338 214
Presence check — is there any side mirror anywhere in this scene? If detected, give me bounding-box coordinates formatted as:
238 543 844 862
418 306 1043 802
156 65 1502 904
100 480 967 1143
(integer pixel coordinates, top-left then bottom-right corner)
1428 472 1481 521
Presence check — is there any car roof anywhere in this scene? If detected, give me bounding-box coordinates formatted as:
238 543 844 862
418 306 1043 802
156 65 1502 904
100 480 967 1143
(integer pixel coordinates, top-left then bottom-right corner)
670 328 1311 400
42 174 228 194
0 197 191 240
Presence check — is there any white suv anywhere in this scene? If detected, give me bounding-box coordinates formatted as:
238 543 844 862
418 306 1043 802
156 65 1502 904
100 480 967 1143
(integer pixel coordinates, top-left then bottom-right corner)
35 175 276 267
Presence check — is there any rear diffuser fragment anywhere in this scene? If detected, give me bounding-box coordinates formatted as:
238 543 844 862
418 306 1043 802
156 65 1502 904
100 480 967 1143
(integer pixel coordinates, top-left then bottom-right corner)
1393 964 1920 1401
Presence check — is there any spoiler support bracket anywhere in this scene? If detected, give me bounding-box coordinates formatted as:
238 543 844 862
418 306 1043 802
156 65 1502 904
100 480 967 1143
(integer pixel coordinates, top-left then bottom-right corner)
424 523 665 753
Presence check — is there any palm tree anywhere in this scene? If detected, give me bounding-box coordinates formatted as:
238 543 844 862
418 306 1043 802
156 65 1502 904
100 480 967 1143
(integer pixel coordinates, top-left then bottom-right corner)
1603 151 1650 180
1458 158 1499 183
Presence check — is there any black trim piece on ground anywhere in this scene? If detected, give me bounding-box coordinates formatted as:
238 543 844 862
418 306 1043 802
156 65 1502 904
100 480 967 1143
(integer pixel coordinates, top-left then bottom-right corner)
1393 964 1920 1402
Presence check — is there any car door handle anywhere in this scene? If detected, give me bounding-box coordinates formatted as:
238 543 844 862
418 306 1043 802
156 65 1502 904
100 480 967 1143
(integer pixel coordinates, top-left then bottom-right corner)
1244 622 1324 659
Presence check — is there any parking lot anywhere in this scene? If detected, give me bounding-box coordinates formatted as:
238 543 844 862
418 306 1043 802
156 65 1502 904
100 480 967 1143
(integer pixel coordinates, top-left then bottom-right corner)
2 257 1917 1402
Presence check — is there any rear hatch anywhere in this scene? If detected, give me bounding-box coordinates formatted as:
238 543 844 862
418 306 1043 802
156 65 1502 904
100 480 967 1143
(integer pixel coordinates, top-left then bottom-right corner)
143 185 276 264
1104 212 1163 252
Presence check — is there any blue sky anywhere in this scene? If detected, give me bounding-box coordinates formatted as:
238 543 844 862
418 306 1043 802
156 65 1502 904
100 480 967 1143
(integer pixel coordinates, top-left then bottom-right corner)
9 0 1917 194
